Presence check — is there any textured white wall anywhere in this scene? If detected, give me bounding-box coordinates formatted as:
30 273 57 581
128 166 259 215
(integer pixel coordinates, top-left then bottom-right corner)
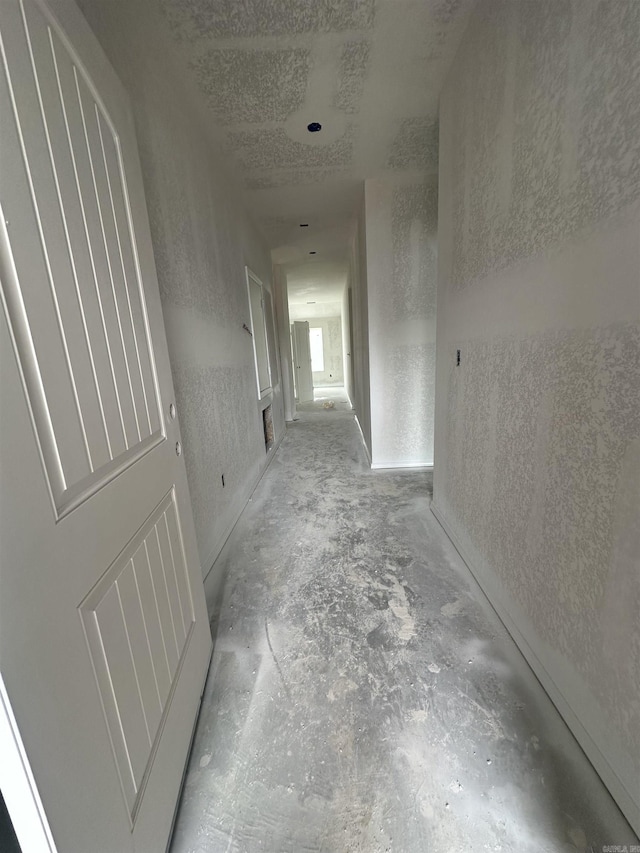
77 0 285 606
365 177 437 468
434 0 640 832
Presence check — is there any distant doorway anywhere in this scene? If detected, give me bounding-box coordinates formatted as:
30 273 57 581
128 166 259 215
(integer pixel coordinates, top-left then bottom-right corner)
295 385 352 414
291 321 314 403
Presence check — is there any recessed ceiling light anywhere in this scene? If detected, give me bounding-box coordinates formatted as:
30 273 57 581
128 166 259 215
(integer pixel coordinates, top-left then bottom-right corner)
307 122 322 133
300 223 309 227
309 251 317 254
307 301 316 304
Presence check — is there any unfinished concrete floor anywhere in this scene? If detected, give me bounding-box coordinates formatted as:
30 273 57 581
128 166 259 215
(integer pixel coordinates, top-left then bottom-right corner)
170 401 636 853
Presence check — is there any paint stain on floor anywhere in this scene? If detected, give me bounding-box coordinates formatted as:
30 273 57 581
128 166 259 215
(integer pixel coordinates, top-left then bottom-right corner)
170 410 636 853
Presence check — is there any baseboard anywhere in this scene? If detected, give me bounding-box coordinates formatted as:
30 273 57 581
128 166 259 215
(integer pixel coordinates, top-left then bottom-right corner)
431 502 640 837
354 415 372 466
371 461 434 470
201 429 285 610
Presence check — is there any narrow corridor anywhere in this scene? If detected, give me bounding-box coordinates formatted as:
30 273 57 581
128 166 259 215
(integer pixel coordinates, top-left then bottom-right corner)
170 405 635 853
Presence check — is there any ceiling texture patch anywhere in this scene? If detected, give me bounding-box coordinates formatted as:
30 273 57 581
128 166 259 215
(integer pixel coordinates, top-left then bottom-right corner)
387 117 439 170
155 0 478 269
333 41 371 114
190 48 311 124
392 183 438 320
162 0 376 40
228 127 355 171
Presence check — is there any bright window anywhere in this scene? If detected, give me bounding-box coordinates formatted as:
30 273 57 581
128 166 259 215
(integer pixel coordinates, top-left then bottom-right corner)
309 327 324 372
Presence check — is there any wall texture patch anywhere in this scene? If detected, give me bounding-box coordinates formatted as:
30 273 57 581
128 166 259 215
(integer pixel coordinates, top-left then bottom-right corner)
435 0 640 832
387 118 439 171
392 184 437 321
366 179 437 468
384 343 436 463
443 325 640 722
449 0 640 291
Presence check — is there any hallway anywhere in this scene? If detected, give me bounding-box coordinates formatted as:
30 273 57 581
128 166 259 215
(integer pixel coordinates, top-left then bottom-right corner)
170 412 634 853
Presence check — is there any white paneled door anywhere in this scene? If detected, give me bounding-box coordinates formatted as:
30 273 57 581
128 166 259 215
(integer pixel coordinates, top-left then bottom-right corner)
292 321 313 403
0 1 212 851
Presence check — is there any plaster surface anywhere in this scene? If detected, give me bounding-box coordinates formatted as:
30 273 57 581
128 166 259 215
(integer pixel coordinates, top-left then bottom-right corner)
171 410 635 852
435 0 640 831
365 178 438 467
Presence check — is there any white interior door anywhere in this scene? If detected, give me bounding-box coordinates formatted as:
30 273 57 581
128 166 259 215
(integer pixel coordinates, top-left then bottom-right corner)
293 320 313 403
246 268 271 398
0 1 212 851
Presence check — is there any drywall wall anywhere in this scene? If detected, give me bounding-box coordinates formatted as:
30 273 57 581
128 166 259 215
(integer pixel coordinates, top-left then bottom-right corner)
365 177 437 468
434 0 640 832
294 316 344 386
348 195 372 457
77 0 285 607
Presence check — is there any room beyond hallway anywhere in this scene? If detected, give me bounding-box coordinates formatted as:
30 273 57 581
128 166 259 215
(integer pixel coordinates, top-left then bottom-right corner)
296 385 352 414
170 413 635 853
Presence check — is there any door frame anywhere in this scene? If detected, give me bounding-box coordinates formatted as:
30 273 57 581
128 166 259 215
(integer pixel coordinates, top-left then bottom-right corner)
0 674 56 853
245 267 272 400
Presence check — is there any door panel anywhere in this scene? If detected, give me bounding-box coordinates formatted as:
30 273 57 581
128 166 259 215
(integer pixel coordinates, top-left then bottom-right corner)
80 489 196 822
0 1 212 851
293 320 313 403
0 0 163 517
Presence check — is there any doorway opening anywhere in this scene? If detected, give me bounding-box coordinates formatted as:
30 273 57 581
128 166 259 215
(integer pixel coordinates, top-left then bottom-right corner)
284 265 353 412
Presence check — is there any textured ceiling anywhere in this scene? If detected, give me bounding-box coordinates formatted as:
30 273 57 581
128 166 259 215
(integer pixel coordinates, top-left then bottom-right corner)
158 0 477 287
287 260 348 303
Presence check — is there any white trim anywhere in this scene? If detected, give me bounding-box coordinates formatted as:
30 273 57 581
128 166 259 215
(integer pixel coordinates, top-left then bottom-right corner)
371 462 434 470
245 267 272 400
0 674 57 853
430 502 640 836
354 414 371 466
